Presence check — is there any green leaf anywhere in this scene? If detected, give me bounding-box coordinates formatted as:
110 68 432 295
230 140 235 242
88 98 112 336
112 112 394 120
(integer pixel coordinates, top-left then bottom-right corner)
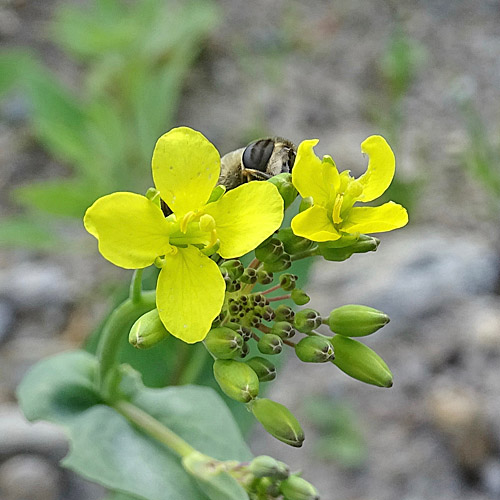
17 351 252 500
13 180 101 218
0 216 60 250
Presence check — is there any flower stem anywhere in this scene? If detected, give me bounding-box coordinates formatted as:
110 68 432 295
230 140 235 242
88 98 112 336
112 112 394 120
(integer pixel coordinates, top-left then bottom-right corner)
97 289 156 392
113 400 195 458
129 269 144 303
290 247 319 261
267 294 291 302
261 284 281 296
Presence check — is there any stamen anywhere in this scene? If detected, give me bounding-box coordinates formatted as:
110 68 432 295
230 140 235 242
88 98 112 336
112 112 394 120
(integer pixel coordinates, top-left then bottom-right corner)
332 193 344 224
179 211 196 233
199 214 216 232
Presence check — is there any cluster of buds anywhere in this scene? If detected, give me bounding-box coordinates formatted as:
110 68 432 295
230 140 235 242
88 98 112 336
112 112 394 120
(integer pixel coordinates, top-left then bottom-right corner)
183 452 319 500
128 173 397 449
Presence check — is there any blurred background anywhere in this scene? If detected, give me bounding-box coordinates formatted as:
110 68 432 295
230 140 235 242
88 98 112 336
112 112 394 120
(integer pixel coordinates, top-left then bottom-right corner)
1 0 500 499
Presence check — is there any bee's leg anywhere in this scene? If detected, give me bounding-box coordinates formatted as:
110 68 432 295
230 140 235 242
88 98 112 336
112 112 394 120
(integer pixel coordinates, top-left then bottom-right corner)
242 168 272 182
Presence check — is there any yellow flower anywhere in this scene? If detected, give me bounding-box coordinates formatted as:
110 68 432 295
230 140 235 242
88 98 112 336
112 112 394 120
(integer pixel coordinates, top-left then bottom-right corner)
291 135 408 242
84 127 284 343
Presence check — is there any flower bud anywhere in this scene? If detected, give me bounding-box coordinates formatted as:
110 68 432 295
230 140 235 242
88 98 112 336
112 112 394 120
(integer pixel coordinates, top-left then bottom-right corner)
299 196 313 212
204 327 243 360
246 357 277 382
258 334 283 355
279 474 320 500
129 309 169 349
280 273 298 291
275 304 295 322
213 359 259 402
220 259 244 280
249 398 304 447
294 308 322 333
295 336 334 363
331 335 393 388
255 238 285 264
278 227 315 255
267 172 299 210
328 304 390 337
257 269 274 284
263 253 292 273
270 321 295 339
291 288 310 305
240 267 257 284
249 455 289 479
255 305 275 322
318 234 379 261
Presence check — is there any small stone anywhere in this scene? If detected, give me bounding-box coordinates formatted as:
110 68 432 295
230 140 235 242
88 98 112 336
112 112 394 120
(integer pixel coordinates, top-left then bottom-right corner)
0 454 60 500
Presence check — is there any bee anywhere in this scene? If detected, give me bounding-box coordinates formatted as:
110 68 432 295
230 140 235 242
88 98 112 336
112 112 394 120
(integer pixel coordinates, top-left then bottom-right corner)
161 137 296 216
219 137 296 190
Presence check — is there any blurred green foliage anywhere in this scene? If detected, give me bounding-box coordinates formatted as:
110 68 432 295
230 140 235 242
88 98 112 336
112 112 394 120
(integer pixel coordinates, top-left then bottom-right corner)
0 0 218 249
457 97 500 213
366 27 427 216
304 395 366 468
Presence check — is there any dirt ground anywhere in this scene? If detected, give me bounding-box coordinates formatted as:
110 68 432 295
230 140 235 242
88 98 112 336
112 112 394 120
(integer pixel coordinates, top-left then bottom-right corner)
1 1 500 499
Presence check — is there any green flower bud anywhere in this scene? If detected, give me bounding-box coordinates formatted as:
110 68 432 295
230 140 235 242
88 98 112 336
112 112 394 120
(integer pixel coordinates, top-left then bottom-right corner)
228 299 242 316
220 259 244 280
328 304 390 337
331 335 393 388
270 321 295 339
263 253 292 273
295 336 334 363
291 288 310 305
255 238 285 264
278 227 315 255
145 187 161 207
267 172 299 210
250 293 268 307
213 359 259 402
318 234 380 262
257 269 274 284
294 308 322 333
255 305 275 322
129 309 169 349
280 273 298 291
299 196 313 212
279 474 319 500
204 327 243 360
246 357 277 382
275 304 295 322
258 334 283 355
240 267 257 284
249 455 290 479
255 477 280 497
237 325 252 341
249 398 304 447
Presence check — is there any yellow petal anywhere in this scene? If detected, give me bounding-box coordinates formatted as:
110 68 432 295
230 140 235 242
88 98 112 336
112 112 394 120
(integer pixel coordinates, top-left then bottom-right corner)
203 181 284 259
357 135 395 202
292 140 339 206
152 127 220 216
342 202 409 234
156 246 225 343
84 192 172 269
291 205 341 242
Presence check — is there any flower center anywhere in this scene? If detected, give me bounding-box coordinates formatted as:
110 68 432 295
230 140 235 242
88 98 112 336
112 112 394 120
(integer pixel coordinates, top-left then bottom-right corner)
169 212 218 249
332 193 344 224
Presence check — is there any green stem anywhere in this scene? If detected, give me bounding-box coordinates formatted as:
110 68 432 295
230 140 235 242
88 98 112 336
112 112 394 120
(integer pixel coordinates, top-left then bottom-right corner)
113 400 195 458
129 269 144 303
177 343 209 385
97 290 156 391
290 247 319 261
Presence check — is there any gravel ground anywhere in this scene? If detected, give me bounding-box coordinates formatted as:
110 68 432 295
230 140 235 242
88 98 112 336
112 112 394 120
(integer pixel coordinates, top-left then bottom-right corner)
1 1 500 499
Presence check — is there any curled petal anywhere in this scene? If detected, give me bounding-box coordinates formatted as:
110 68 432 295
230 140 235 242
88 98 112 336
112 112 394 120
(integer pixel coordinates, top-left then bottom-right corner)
342 202 409 234
156 246 225 343
291 205 341 242
357 135 395 202
152 127 220 216
292 140 339 206
204 181 284 259
84 192 172 269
